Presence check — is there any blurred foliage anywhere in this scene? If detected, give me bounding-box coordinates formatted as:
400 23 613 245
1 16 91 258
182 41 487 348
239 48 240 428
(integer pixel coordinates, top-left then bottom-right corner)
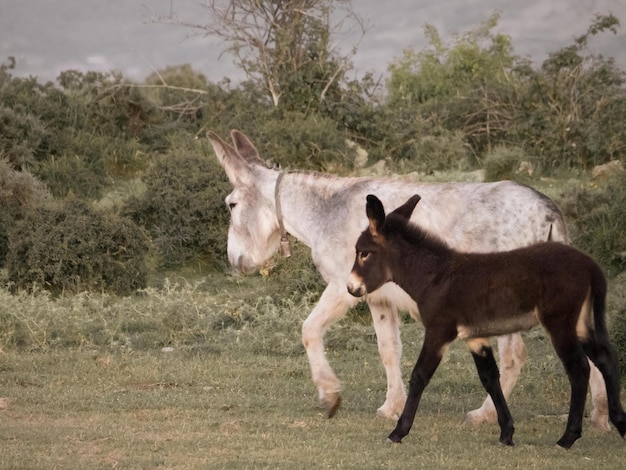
0 160 51 266
383 13 625 172
255 110 356 171
6 198 150 295
0 11 625 299
122 135 231 270
560 174 626 277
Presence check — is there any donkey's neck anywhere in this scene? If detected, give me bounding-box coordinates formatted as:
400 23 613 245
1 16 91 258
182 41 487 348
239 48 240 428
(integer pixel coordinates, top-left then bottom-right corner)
278 171 366 247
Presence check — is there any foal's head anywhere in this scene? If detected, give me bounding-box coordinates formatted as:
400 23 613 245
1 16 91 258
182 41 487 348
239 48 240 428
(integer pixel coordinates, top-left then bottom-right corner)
347 194 421 297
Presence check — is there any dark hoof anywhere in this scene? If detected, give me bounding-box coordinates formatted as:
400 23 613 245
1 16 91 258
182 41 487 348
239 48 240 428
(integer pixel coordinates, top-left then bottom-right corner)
614 414 626 438
387 432 403 444
500 437 514 446
556 433 580 449
323 392 342 419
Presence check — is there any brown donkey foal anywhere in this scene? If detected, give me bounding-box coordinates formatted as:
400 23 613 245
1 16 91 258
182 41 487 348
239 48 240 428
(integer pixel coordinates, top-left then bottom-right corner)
347 194 626 449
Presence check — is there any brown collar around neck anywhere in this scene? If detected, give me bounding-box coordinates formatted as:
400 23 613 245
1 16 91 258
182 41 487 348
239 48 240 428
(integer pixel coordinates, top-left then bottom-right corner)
274 172 291 257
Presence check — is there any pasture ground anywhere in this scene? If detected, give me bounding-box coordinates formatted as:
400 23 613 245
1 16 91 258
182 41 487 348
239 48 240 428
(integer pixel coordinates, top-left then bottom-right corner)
1 304 625 469
1 174 625 469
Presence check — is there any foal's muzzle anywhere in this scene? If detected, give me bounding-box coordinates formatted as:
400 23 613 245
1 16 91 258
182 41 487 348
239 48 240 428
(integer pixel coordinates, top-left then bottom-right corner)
347 280 366 297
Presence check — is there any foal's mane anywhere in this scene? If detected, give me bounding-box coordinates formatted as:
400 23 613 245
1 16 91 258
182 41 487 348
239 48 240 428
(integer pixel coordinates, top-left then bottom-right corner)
385 213 453 257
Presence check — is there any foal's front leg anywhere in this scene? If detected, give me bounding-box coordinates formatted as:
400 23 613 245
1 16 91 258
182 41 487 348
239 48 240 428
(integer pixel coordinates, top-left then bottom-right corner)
388 333 450 443
467 338 515 446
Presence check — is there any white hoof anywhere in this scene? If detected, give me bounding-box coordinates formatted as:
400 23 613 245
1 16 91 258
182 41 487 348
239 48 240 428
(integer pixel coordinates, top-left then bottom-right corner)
590 412 611 432
377 405 400 421
464 408 497 426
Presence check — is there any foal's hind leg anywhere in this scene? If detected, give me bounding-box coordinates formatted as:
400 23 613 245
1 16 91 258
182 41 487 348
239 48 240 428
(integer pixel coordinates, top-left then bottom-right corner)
549 335 590 449
582 339 626 437
467 339 515 446
465 333 526 426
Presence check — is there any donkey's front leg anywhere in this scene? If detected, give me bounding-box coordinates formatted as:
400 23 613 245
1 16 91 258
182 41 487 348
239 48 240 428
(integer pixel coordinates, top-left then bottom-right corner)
369 298 406 420
467 338 515 446
302 284 357 418
388 335 449 443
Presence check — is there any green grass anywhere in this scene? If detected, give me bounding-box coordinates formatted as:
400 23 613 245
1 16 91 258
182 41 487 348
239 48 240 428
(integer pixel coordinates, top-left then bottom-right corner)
1 188 626 469
1 291 625 469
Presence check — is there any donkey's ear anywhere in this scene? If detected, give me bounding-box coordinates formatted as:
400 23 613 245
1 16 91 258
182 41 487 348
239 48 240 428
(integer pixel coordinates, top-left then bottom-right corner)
207 130 248 184
366 195 386 237
390 194 421 220
231 130 265 165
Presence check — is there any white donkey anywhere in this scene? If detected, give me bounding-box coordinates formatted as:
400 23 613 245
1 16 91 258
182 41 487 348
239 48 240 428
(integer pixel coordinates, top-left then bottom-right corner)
207 129 608 430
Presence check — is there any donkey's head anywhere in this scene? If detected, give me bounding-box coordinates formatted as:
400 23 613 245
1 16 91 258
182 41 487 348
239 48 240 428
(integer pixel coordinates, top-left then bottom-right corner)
347 194 421 297
207 130 282 273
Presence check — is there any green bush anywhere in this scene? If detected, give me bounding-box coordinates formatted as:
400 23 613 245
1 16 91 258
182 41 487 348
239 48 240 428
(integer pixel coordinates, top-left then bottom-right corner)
0 161 50 266
6 198 150 295
0 105 47 169
560 174 626 276
395 129 471 174
1 65 159 198
608 273 626 376
257 110 356 171
382 14 626 174
122 135 231 269
483 145 532 182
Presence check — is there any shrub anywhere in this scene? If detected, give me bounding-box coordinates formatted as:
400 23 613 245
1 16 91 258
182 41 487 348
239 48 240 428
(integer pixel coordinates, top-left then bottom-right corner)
122 135 231 269
0 160 50 266
608 273 626 376
560 173 626 276
6 198 150 295
257 110 355 171
483 145 532 182
395 129 471 174
0 105 47 169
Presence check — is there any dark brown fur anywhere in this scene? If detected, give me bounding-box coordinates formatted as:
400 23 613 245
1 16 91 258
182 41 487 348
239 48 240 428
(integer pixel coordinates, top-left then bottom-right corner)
348 194 626 449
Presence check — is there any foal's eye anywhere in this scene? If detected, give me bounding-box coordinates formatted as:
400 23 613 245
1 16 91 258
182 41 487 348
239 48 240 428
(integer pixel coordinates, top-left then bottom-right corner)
359 251 370 260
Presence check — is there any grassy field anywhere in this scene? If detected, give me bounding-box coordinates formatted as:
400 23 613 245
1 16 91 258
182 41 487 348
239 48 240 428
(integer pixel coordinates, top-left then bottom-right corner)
1 276 625 469
1 173 625 469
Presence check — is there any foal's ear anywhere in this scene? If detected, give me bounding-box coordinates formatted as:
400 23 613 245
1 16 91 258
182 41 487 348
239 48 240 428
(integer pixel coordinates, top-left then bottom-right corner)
390 194 421 220
366 195 386 237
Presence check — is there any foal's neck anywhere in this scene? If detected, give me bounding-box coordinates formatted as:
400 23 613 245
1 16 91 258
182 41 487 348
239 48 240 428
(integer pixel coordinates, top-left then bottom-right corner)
389 220 453 301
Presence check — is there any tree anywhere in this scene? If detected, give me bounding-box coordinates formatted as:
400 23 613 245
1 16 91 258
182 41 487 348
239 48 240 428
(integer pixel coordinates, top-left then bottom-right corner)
151 0 366 109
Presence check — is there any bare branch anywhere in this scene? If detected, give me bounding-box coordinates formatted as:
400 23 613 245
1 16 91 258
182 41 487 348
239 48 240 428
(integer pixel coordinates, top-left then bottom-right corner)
150 0 367 107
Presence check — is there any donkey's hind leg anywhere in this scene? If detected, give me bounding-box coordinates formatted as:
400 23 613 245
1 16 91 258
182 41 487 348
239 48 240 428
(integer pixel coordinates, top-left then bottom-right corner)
468 338 515 446
582 339 626 437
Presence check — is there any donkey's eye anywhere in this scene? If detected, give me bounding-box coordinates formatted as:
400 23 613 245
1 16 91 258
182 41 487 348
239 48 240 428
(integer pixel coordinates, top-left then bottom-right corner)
359 251 370 260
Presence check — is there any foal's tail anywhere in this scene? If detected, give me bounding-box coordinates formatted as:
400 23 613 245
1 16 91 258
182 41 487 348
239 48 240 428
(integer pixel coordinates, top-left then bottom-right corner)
590 262 610 345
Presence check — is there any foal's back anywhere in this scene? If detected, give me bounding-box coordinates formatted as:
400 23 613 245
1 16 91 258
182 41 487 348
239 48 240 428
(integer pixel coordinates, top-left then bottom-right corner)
433 241 604 339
